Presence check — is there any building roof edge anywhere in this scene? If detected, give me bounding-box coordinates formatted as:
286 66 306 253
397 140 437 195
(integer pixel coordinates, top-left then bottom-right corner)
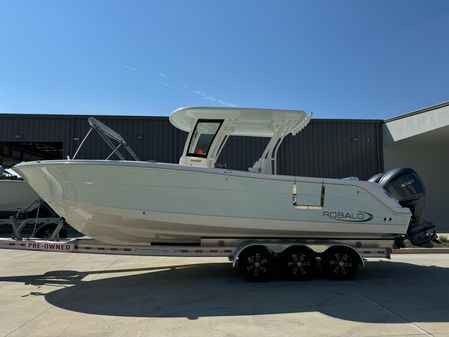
386 100 449 123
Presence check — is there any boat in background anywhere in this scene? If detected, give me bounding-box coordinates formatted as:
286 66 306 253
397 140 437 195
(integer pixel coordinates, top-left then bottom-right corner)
0 166 40 217
13 107 435 246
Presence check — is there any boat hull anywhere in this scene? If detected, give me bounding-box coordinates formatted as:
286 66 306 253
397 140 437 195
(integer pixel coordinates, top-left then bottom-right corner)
14 160 412 245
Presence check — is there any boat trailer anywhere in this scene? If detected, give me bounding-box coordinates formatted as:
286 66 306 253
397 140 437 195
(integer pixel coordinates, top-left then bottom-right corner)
0 232 394 281
0 199 67 240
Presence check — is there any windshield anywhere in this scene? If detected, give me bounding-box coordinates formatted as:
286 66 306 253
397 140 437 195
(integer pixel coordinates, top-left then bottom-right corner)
187 120 223 157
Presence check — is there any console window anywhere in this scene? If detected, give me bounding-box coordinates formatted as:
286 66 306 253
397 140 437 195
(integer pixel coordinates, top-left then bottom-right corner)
187 120 223 158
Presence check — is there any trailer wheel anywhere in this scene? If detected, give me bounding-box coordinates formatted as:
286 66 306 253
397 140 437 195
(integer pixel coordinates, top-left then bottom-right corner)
280 246 316 280
321 246 358 280
36 223 68 240
238 246 274 282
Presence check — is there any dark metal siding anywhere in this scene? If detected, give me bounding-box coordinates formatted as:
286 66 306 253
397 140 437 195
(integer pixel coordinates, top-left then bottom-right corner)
278 120 384 179
0 114 383 179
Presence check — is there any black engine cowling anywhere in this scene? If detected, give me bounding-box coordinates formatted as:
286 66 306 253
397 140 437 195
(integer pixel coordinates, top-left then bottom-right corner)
369 167 435 246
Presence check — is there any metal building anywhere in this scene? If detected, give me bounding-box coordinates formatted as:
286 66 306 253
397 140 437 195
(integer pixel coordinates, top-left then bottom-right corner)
383 101 449 231
0 113 383 180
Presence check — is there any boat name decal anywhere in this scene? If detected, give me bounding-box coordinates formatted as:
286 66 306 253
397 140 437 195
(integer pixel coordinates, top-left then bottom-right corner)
322 210 373 222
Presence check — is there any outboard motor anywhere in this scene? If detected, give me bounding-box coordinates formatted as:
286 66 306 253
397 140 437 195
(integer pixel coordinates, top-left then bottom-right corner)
373 168 436 246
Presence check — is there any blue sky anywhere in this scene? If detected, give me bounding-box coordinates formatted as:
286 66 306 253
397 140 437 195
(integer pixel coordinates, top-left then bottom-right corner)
0 0 448 119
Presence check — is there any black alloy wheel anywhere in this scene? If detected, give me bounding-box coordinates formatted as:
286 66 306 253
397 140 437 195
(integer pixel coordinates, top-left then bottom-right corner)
321 247 358 280
238 246 274 282
280 246 316 280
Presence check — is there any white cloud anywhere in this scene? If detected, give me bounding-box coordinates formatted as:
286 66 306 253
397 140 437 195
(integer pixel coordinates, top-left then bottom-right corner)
193 90 235 107
136 70 236 107
124 65 137 71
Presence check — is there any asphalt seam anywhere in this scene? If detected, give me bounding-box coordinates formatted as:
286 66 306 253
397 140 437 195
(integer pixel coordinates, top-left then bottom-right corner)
352 286 434 337
343 326 433 337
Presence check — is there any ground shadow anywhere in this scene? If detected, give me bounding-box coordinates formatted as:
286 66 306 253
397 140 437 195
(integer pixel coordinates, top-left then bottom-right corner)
1 260 449 323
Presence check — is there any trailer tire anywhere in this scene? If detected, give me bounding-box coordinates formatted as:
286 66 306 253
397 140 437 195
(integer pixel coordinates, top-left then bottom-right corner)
35 223 68 240
321 246 358 280
238 245 274 282
280 246 316 281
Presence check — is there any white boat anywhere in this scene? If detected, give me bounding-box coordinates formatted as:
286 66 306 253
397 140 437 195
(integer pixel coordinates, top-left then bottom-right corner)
0 167 40 216
13 107 433 246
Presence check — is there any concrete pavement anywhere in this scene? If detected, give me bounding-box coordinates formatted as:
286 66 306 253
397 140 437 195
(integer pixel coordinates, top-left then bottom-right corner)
1 250 449 337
